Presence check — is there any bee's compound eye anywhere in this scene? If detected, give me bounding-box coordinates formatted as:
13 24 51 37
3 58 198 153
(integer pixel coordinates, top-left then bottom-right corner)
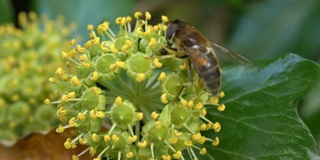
165 19 186 40
165 23 177 40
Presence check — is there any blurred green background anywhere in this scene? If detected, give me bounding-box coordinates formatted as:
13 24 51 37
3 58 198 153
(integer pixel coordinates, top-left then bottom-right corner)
1 0 320 149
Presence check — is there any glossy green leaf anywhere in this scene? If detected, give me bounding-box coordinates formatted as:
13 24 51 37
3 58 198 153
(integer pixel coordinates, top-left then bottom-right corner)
202 53 320 159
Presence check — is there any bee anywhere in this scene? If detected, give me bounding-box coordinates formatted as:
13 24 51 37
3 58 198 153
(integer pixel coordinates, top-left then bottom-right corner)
163 19 250 96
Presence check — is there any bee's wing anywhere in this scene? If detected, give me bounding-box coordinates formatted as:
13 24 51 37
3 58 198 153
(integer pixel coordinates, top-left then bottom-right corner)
210 42 251 64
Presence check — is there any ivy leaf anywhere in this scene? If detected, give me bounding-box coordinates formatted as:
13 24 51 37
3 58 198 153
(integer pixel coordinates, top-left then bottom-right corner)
203 53 320 159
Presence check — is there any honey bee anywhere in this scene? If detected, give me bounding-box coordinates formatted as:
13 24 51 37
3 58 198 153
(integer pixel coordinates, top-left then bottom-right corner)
163 19 250 96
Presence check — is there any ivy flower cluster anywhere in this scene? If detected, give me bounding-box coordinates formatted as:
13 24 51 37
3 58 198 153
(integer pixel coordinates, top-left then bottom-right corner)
46 12 225 160
0 12 75 146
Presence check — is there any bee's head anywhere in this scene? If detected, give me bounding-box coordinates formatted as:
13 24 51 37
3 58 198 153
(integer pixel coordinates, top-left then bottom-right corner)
165 19 186 44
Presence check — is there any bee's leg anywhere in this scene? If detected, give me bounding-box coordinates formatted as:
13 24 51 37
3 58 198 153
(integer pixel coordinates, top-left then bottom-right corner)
174 59 193 102
187 59 193 85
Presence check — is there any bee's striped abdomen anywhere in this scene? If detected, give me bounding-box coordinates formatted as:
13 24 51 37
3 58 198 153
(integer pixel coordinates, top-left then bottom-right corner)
190 49 221 96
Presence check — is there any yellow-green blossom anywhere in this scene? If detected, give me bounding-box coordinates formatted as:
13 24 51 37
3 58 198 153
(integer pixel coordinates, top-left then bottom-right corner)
48 11 225 160
0 12 75 146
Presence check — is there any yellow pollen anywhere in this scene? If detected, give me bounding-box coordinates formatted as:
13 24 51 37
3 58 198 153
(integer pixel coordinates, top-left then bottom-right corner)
121 44 128 51
136 27 143 36
64 140 71 149
162 155 171 160
125 39 132 47
77 45 86 52
56 67 63 76
60 95 69 102
218 104 226 111
210 96 219 104
151 112 159 120
91 37 100 44
158 72 166 81
134 12 142 18
79 54 87 62
78 113 86 121
72 155 79 160
92 133 99 142
115 96 123 105
201 109 207 116
219 91 225 98
70 38 76 46
145 11 151 20
89 147 96 156
100 41 108 51
138 140 147 148
116 61 126 68
61 51 68 59
79 137 87 145
213 137 220 146
137 112 144 120
112 134 119 142
44 99 51 105
206 123 212 129
89 110 97 119
68 49 78 58
192 133 201 140
120 17 126 26
162 25 167 31
91 71 99 81
71 143 77 149
126 152 134 158
169 137 178 144
153 25 159 32
161 15 169 22
96 111 105 118
184 140 193 146
200 148 207 155
87 24 94 31
187 100 194 108
198 136 206 144
126 16 132 23
179 61 188 70
144 26 152 35
153 58 163 68
213 122 221 132
92 86 100 95
180 99 187 107
161 93 168 104
56 125 64 133
155 121 162 128
136 73 146 82
173 151 182 159
174 130 182 137
115 17 122 24
59 75 68 81
70 77 80 86
104 135 111 142
67 92 75 98
200 124 207 131
110 43 118 53
82 62 91 68
85 40 92 48
149 37 157 48
49 77 57 84
194 102 203 110
129 135 137 142
109 63 117 71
